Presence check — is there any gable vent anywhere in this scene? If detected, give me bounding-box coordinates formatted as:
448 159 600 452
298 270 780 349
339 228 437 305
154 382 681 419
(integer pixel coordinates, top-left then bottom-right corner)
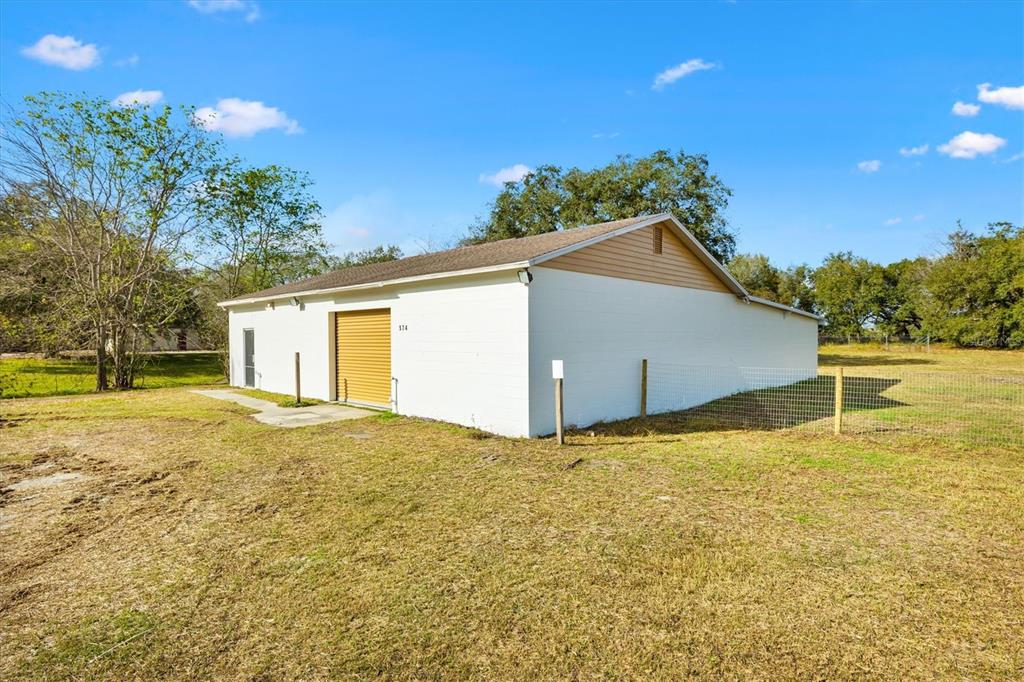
653 226 664 254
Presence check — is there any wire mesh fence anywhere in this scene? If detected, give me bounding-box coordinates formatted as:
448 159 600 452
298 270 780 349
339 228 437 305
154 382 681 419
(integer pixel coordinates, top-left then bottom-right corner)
642 362 1024 451
818 334 934 349
0 352 226 400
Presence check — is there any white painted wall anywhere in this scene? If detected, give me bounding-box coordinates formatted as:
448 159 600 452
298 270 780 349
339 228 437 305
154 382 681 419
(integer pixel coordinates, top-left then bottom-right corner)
389 272 530 436
227 270 531 437
228 297 337 400
228 265 816 439
527 267 818 436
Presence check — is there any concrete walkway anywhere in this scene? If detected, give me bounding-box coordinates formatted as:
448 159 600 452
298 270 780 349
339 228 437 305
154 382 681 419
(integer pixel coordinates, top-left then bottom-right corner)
191 389 376 428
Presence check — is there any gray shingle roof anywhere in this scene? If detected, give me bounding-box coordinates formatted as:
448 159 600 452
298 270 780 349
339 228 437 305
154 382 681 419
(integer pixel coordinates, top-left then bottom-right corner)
222 215 658 304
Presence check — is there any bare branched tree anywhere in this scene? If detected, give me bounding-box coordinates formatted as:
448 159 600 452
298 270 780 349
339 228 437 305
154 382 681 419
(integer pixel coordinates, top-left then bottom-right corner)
1 93 219 389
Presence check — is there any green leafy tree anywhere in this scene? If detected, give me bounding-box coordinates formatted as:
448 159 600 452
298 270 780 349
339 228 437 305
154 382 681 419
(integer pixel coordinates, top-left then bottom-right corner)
727 253 782 301
777 264 817 314
873 258 927 338
811 252 884 338
920 222 1023 348
196 164 325 298
726 253 817 314
327 244 403 269
468 149 736 262
0 185 68 353
193 163 325 358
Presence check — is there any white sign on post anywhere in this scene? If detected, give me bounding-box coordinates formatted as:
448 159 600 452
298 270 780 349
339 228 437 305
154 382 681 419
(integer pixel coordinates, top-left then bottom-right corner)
551 360 564 379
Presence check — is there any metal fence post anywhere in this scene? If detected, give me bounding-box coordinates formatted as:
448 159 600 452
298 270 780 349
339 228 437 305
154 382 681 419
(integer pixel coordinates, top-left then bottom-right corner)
640 358 648 418
294 352 301 404
833 367 844 435
555 377 564 445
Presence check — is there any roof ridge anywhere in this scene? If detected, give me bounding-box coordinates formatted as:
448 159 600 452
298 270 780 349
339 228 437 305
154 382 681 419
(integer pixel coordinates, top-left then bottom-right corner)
409 214 656 257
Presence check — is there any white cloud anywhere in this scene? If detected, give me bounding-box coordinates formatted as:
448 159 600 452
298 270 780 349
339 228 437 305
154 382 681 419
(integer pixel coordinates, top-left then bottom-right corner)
592 132 620 139
951 101 980 117
857 160 881 173
1002 151 1023 164
652 59 717 90
977 83 1024 110
937 131 1007 159
115 54 140 67
111 89 164 107
884 217 902 226
188 0 261 21
21 34 100 70
912 214 926 222
193 98 301 137
479 163 532 187
899 144 929 157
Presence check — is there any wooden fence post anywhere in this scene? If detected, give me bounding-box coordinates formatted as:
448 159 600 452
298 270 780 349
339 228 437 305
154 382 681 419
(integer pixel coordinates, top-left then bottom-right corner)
294 352 301 404
833 367 844 435
640 358 648 418
555 377 564 445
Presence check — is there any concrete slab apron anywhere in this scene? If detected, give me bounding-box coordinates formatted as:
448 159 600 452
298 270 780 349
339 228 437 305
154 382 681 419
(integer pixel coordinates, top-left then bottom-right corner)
191 390 376 428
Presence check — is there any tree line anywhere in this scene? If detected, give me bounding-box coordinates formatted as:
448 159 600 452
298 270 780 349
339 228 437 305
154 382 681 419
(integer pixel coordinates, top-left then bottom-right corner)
728 224 1022 347
2 92 1020 397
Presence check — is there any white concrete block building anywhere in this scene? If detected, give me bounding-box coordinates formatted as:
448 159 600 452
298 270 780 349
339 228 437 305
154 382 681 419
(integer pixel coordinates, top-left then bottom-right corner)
220 213 819 437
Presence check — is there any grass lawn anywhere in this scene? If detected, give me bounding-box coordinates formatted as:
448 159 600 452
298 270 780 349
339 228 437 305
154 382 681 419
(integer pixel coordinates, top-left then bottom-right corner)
0 353 225 399
1 345 1022 679
234 388 326 408
819 341 1024 375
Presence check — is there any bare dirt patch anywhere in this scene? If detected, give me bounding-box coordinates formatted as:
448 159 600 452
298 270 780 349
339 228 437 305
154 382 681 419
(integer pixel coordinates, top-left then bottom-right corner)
6 470 86 492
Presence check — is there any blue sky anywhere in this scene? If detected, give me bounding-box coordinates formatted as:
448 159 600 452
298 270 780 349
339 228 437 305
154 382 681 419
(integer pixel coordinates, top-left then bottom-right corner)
2 1 1022 266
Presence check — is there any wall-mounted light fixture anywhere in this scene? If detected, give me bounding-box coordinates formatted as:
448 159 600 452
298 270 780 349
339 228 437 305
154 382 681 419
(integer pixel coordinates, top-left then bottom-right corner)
291 296 301 306
517 269 533 285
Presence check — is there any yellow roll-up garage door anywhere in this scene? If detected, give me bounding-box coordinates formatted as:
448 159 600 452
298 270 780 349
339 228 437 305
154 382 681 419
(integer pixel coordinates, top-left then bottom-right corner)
335 308 391 406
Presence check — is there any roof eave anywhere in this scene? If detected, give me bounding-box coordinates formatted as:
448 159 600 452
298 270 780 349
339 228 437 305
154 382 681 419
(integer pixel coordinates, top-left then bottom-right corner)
217 260 531 308
745 295 823 321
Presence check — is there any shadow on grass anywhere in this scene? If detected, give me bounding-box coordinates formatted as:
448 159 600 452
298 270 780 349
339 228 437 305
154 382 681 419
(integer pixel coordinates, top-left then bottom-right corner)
584 376 906 438
818 353 936 367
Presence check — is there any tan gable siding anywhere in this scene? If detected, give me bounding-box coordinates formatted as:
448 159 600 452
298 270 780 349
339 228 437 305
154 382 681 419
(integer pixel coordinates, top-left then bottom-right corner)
542 223 730 293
